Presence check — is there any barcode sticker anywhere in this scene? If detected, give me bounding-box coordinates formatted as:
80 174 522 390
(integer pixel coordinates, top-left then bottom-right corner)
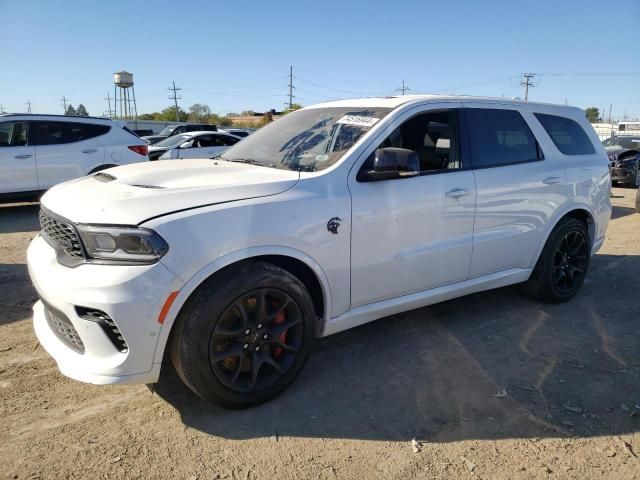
336 115 380 128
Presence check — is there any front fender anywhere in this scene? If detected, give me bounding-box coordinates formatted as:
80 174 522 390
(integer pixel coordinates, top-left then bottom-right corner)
151 246 332 364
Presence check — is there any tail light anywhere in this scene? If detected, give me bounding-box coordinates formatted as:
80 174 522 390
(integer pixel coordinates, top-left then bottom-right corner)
128 145 148 156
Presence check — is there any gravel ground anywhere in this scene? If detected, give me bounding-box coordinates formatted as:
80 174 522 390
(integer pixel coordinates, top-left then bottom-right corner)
1 188 639 480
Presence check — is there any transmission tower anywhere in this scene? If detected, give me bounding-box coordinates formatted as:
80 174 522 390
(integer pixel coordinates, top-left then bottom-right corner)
396 80 410 96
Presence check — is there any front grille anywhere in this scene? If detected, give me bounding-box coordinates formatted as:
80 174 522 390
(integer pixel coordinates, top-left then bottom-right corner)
39 209 85 259
43 303 85 354
76 307 128 353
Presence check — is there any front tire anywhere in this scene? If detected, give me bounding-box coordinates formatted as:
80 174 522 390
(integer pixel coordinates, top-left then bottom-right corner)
170 262 316 408
524 218 590 303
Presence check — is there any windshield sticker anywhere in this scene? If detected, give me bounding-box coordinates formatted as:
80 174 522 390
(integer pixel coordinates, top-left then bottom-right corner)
336 115 380 128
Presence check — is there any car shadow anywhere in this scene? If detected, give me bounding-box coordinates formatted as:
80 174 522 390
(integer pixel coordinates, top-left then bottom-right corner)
0 263 38 325
611 205 637 220
0 204 40 234
153 253 640 442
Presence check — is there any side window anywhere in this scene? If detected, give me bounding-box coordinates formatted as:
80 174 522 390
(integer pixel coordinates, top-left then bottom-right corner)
534 113 596 155
0 122 29 147
358 109 461 180
33 122 110 145
194 135 213 148
174 126 186 134
466 109 541 168
220 135 240 146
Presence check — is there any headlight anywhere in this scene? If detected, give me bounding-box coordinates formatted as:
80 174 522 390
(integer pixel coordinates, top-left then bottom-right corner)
77 225 169 264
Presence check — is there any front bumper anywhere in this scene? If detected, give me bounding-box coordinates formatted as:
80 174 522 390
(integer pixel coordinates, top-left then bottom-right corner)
28 234 183 385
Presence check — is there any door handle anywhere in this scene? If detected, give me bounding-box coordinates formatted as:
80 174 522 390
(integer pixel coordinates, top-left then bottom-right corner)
445 188 471 198
82 148 98 154
542 176 562 185
14 154 32 159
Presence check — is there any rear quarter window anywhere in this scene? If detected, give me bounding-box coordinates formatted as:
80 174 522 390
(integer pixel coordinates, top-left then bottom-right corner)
534 113 596 155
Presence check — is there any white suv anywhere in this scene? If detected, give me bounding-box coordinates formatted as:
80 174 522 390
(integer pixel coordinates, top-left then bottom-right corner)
0 114 148 201
27 96 611 408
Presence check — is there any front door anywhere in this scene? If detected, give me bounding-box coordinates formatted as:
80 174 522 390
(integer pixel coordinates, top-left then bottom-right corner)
348 106 476 307
0 121 37 194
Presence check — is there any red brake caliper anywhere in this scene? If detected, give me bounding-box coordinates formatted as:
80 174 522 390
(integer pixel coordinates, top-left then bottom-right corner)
272 307 287 358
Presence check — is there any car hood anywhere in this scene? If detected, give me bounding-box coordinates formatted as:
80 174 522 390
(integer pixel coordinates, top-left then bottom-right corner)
41 159 300 225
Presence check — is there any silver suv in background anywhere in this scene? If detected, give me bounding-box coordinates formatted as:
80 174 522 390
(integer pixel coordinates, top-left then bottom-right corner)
0 114 149 202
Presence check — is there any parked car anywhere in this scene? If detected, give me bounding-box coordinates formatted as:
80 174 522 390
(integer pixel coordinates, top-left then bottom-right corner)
602 135 640 187
27 95 611 408
142 124 218 145
219 128 253 138
0 114 148 202
147 131 241 160
132 129 153 137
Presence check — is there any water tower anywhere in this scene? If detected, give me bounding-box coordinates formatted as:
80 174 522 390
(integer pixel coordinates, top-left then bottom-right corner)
113 71 137 119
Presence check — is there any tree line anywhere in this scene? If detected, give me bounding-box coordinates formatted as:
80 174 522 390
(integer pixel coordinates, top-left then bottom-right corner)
65 104 89 116
137 103 302 127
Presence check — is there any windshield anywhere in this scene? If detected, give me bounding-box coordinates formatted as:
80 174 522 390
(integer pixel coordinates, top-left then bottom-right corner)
158 125 178 136
602 136 640 150
154 134 191 148
220 107 392 171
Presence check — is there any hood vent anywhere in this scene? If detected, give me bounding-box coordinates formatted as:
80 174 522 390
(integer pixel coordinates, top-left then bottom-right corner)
93 172 117 182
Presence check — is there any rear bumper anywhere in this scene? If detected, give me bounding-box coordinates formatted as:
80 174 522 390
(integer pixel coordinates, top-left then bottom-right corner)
28 234 183 385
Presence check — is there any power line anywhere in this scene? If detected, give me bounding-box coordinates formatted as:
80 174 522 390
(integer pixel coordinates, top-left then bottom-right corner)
520 73 536 101
60 96 69 113
168 81 182 122
25 100 33 114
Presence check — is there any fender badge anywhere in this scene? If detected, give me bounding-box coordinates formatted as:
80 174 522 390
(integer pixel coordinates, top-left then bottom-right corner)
327 217 341 234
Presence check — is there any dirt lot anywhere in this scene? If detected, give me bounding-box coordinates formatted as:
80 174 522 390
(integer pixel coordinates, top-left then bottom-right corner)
1 189 639 480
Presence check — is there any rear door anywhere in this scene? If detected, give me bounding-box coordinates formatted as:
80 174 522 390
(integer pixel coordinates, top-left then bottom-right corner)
463 104 569 277
0 121 37 194
32 121 107 190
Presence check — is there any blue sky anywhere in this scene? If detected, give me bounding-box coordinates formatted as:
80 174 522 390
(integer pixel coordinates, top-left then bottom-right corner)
1 0 638 119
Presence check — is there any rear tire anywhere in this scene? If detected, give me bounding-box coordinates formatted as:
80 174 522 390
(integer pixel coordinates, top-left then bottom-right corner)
523 218 590 303
170 262 315 409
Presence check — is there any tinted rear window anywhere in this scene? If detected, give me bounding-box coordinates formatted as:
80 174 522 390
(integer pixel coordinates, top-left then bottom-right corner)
32 121 110 145
466 108 541 168
534 113 595 155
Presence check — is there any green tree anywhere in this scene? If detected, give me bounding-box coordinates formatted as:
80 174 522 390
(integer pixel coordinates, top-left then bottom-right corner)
158 106 188 122
282 103 303 115
241 110 255 116
188 103 211 123
218 117 233 127
76 104 89 117
65 104 77 116
585 107 601 123
137 113 157 120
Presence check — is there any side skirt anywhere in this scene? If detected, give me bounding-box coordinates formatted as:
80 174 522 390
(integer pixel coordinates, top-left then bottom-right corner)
323 268 532 336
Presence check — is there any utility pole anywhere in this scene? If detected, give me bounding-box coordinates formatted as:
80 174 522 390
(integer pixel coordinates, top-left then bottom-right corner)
25 100 33 114
168 81 182 122
60 96 69 113
0 104 5 114
104 92 114 118
288 65 294 109
396 80 410 95
520 73 536 101
608 104 613 124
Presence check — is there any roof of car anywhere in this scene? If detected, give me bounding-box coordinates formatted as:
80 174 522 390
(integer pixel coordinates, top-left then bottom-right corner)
302 94 581 112
0 113 114 123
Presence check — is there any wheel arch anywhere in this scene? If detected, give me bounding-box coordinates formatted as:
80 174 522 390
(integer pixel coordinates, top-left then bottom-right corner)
530 205 595 269
88 164 118 174
153 247 332 364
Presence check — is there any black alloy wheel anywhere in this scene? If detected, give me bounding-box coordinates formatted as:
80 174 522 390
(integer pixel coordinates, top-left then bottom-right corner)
551 230 588 294
210 288 303 393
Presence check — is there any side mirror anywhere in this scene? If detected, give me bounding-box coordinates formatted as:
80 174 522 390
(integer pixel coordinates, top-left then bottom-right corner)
364 147 420 180
179 140 194 149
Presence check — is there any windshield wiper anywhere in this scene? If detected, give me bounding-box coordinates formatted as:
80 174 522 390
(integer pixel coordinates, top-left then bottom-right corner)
226 158 280 169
